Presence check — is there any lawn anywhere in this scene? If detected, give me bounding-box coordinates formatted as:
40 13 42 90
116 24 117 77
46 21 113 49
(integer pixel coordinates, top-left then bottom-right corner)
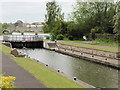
0 43 84 88
0 43 11 54
62 39 119 47
58 42 119 52
12 57 83 88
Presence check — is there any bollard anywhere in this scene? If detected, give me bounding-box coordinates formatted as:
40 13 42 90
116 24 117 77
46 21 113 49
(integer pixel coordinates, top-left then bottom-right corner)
46 64 48 66
73 77 77 80
37 60 39 62
21 33 24 35
35 33 38 35
105 58 107 60
92 55 94 57
57 69 60 72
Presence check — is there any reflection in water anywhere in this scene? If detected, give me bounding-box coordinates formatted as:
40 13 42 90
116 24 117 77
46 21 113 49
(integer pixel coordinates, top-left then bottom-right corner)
18 48 119 88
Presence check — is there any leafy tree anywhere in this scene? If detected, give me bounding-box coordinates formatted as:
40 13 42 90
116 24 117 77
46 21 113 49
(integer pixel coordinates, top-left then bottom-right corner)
44 1 64 35
113 1 120 41
69 1 117 40
113 1 120 35
56 34 64 40
2 23 9 29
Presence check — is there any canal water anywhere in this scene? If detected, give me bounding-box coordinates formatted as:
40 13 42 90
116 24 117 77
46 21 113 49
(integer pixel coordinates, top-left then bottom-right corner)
17 48 119 88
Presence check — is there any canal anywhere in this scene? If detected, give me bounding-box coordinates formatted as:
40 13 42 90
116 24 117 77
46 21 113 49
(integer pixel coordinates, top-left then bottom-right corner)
17 48 119 88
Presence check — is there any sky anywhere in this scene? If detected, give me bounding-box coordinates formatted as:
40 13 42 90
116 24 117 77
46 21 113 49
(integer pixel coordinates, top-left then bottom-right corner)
0 0 76 23
0 0 118 23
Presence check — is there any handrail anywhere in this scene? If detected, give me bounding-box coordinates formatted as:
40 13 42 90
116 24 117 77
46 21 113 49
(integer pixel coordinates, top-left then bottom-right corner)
3 35 43 41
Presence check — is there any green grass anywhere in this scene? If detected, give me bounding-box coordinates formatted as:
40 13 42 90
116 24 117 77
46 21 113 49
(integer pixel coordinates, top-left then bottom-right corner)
12 57 84 88
58 42 119 52
62 39 119 47
91 39 119 47
0 43 84 88
0 43 11 54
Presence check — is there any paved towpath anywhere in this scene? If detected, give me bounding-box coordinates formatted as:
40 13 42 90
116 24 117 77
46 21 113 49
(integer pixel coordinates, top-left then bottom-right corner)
57 40 119 51
1 51 46 88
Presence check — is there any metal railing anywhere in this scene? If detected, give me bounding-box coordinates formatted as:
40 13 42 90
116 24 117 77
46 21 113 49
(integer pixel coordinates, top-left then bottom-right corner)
3 35 43 41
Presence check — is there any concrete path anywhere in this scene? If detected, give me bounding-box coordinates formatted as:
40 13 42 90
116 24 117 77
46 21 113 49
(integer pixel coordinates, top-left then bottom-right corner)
1 51 46 88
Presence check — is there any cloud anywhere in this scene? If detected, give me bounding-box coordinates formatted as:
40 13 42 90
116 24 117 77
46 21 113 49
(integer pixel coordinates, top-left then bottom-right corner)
1 2 46 23
1 1 74 23
2 2 45 14
0 0 76 2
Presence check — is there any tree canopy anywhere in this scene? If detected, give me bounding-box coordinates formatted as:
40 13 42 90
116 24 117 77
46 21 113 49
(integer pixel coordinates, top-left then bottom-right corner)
43 1 64 35
43 1 118 40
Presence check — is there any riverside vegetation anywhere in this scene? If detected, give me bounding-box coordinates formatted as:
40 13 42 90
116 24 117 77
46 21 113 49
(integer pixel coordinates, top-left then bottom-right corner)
43 1 119 45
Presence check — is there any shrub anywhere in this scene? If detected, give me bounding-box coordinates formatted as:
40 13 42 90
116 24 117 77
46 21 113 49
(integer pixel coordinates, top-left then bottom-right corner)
0 75 16 88
56 34 64 40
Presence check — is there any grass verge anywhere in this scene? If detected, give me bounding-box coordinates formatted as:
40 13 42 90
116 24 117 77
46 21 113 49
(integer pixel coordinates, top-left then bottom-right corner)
12 57 83 88
0 43 11 54
58 42 119 52
0 43 84 88
62 38 119 47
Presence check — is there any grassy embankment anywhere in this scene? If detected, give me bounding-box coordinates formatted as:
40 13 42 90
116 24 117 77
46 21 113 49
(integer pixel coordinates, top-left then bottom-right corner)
62 37 119 47
0 44 84 88
58 41 119 52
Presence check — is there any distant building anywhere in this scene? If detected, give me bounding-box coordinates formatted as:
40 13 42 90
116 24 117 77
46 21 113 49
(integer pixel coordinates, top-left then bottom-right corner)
14 20 23 27
26 23 44 32
13 20 44 32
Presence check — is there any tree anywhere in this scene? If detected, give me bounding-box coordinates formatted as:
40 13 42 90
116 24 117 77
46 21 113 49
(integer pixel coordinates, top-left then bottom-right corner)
69 1 117 40
113 1 120 35
113 1 120 41
70 2 95 39
43 1 64 35
2 23 9 29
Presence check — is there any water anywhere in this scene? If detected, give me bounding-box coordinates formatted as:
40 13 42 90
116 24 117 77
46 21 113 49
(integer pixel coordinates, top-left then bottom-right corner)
18 48 119 88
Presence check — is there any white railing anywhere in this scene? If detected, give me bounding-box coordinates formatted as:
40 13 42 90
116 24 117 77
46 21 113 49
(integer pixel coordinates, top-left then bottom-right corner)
3 35 43 41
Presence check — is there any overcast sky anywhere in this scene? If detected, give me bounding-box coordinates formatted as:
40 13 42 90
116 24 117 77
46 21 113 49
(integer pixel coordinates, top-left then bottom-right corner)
0 0 76 23
0 0 118 23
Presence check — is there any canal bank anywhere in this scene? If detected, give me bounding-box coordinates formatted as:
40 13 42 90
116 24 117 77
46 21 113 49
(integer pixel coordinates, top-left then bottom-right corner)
1 43 91 88
44 41 120 69
18 48 119 88
1 40 119 88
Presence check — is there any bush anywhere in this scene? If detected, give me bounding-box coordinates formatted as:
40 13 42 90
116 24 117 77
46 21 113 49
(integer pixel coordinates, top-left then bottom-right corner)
114 34 120 42
0 75 16 88
56 34 64 40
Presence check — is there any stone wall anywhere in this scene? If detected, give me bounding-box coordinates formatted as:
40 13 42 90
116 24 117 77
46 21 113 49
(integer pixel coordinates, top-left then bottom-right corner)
57 43 120 59
44 41 56 49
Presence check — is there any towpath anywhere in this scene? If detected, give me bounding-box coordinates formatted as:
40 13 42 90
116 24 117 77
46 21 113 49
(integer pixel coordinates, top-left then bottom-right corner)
57 40 119 51
1 51 46 88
